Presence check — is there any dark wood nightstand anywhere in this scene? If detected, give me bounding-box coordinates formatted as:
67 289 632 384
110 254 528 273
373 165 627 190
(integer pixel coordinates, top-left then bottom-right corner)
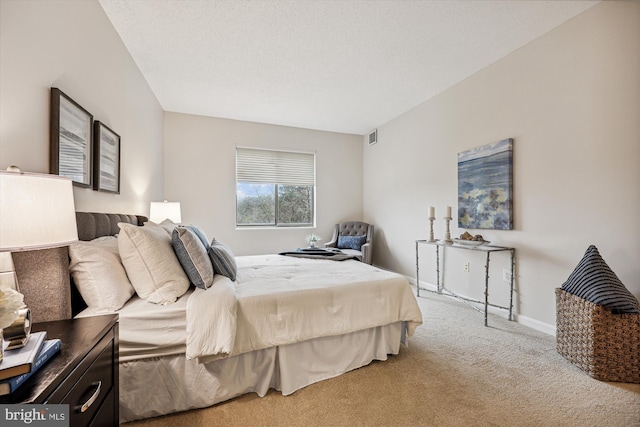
0 314 119 426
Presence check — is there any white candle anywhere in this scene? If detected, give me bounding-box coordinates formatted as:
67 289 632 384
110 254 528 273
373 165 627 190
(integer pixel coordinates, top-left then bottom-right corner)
429 206 435 218
445 206 452 218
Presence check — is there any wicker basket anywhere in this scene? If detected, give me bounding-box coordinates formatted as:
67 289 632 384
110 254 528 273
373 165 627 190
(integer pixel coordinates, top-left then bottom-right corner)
555 288 640 383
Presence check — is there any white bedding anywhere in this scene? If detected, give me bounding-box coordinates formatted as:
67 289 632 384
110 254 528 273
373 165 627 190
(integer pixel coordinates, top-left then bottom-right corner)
119 322 403 422
78 254 422 363
77 289 193 361
186 255 423 360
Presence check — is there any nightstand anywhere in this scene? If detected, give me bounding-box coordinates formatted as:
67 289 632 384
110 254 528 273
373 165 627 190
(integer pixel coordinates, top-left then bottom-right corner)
0 314 119 426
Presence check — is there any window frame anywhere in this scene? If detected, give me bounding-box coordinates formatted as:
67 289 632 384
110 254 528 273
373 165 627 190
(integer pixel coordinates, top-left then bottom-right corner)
235 147 316 228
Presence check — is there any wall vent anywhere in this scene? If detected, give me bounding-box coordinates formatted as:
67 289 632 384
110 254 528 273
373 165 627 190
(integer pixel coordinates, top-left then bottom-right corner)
368 129 377 146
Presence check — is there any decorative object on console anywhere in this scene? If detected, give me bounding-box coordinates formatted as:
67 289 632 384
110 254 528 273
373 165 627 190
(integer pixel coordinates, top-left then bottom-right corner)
443 206 453 244
50 88 93 187
93 121 121 194
150 200 182 224
305 233 322 248
458 138 513 230
453 231 489 247
427 206 436 242
0 167 78 341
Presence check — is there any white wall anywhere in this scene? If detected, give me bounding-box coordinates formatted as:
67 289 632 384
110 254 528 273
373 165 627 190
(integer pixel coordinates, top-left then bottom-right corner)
364 1 640 330
164 112 363 255
0 0 164 215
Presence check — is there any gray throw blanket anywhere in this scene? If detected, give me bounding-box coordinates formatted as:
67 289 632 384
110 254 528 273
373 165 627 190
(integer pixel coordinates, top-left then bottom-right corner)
278 248 358 261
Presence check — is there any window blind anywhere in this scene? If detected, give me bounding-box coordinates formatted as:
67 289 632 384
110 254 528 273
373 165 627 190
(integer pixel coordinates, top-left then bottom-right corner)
236 147 315 186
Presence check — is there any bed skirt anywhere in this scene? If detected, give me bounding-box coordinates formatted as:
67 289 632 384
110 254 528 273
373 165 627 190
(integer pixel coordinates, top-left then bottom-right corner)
119 321 404 422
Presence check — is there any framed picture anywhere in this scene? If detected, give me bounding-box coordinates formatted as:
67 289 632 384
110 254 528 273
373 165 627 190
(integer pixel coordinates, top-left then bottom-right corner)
458 138 513 230
50 88 93 187
93 121 121 194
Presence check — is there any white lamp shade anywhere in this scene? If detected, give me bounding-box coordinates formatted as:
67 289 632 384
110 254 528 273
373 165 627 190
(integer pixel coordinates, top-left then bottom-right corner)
0 170 78 252
150 201 181 223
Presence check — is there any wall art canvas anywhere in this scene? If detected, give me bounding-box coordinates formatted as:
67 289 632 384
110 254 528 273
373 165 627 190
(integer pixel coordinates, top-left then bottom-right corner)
50 88 93 187
93 121 120 193
458 138 513 230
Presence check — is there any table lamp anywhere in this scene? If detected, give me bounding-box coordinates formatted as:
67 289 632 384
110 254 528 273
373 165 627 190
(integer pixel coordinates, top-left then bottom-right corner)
0 167 78 350
149 200 182 223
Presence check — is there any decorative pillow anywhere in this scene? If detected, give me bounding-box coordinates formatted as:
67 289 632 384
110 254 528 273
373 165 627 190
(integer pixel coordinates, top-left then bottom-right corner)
145 219 179 236
561 245 638 314
69 236 134 313
337 235 367 251
118 222 190 304
172 227 214 290
185 225 210 249
208 239 238 281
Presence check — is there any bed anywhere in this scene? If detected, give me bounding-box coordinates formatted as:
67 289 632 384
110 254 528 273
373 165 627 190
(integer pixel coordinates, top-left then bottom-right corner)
28 212 423 423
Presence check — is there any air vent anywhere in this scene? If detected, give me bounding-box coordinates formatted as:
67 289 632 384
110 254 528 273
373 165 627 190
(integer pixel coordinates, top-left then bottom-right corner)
368 129 377 146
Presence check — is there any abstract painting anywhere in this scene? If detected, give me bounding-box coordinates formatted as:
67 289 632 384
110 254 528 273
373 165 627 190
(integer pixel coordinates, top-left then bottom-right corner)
50 88 93 187
458 138 513 230
93 121 121 193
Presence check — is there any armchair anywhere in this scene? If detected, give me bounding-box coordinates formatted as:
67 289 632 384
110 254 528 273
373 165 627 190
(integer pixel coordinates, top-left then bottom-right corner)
324 221 374 264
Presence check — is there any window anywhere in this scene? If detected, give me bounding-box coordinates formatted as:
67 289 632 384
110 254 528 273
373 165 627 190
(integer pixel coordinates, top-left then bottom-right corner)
236 147 315 227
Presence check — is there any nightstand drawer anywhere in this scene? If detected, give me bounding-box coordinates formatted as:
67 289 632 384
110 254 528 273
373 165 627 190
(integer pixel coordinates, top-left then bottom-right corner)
0 315 119 426
58 332 114 426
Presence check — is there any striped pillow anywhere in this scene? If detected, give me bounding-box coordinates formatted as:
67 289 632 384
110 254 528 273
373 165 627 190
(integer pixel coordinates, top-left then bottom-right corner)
207 239 237 281
172 227 214 290
561 245 638 314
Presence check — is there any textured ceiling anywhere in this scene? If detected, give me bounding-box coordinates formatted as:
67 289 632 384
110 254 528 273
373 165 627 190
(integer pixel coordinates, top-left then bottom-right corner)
99 0 598 135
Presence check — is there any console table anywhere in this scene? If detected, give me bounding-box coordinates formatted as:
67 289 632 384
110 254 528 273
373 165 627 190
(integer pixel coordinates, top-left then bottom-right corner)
415 240 515 326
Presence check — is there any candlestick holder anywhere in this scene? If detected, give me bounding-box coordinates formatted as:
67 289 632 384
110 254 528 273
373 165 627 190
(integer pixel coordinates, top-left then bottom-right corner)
443 216 453 244
427 217 436 242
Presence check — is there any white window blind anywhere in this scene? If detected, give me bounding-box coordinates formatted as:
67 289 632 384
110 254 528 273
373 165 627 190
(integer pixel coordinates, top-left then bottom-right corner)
236 147 315 186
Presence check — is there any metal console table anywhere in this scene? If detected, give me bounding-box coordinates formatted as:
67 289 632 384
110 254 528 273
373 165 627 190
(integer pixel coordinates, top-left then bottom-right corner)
415 240 515 326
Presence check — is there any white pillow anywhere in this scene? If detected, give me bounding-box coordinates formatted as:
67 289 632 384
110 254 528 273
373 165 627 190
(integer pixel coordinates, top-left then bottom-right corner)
118 222 190 304
145 219 179 236
69 236 134 313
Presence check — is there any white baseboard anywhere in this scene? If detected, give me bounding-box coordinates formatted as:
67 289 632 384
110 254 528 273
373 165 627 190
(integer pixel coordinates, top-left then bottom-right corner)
408 276 556 336
514 314 556 336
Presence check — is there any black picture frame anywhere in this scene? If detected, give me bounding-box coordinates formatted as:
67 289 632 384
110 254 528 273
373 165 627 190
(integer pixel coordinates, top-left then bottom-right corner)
50 88 93 187
93 121 121 194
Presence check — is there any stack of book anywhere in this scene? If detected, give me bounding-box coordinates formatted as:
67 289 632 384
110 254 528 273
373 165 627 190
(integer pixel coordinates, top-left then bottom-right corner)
0 331 61 396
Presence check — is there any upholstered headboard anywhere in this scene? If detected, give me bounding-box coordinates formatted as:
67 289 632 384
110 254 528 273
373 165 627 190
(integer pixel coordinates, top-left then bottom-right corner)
75 212 147 241
12 212 147 323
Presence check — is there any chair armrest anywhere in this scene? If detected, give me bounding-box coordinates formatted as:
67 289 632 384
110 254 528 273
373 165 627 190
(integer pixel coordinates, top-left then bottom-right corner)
324 239 337 248
361 242 372 264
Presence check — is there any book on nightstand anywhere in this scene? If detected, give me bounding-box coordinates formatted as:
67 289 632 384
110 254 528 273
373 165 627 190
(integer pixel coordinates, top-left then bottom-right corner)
0 331 46 380
0 338 61 396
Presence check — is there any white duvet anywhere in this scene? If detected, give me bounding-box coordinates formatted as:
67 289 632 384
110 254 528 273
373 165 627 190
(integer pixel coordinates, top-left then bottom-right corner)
186 255 423 361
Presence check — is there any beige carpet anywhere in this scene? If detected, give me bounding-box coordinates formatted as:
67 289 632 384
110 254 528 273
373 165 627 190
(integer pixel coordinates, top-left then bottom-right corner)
124 291 640 427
